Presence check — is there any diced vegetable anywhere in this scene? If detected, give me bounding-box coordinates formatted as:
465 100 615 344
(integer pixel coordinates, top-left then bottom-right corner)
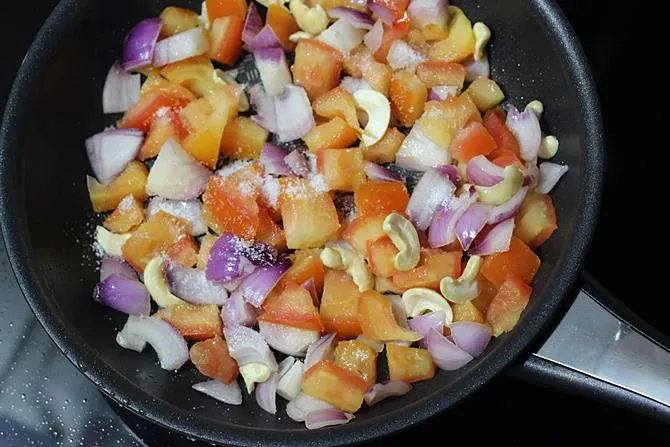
464 77 505 112
452 300 486 324
208 16 245 66
312 87 360 131
486 275 532 336
259 282 324 331
374 18 410 62
281 181 341 249
320 269 363 339
304 117 359 152
353 181 410 218
166 236 199 267
120 85 196 132
344 45 392 96
386 343 436 383
87 161 148 213
160 56 216 97
317 148 367 192
139 110 186 160
266 4 299 51
392 249 462 291
429 7 475 62
419 94 481 149
342 215 386 254
220 116 269 160
389 69 427 127
189 336 239 383
281 249 326 295
366 236 398 277
416 61 466 90
483 108 521 159
206 0 247 20
333 340 378 388
449 121 497 163
480 236 540 288
103 195 144 233
153 303 222 341
302 360 368 412
358 290 421 341
362 127 404 163
256 207 287 253
292 39 343 101
159 6 200 38
513 191 558 249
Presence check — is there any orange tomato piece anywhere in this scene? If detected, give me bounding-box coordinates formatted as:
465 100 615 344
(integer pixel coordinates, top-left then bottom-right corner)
416 60 466 90
292 39 343 101
489 148 524 168
358 290 421 341
390 69 427 127
367 236 399 277
159 6 200 38
219 116 269 160
481 236 541 288
87 161 148 213
514 191 558 249
154 303 222 341
180 97 214 134
342 215 386 254
267 4 299 51
139 110 187 160
419 94 481 148
449 121 498 163
202 175 260 240
429 7 475 62
189 337 239 383
206 0 247 20
160 56 216 97
392 249 462 291
281 249 326 294
334 340 378 387
303 117 359 152
120 83 196 132
483 108 521 159
256 206 287 253
452 300 486 324
208 15 244 66
374 17 410 62
167 236 199 268
197 233 218 270
386 343 436 383
486 275 532 336
374 275 406 294
302 360 368 412
281 181 340 249
259 282 324 331
344 45 392 96
354 181 410 218
320 269 362 339
312 87 360 131
372 0 410 21
103 195 144 233
471 274 498 314
317 148 367 192
362 127 405 164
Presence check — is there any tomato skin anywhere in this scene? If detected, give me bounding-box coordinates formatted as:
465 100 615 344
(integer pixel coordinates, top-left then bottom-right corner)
333 340 378 387
358 290 421 341
189 337 239 383
514 191 558 249
354 181 410 218
392 249 462 291
206 0 247 20
208 15 244 66
386 343 435 383
449 121 498 163
480 236 540 288
483 108 521 159
292 39 343 102
486 275 532 336
320 269 363 339
302 360 368 412
258 282 324 331
154 304 222 341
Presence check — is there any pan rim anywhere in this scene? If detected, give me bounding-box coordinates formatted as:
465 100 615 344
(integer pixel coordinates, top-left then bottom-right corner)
0 0 604 445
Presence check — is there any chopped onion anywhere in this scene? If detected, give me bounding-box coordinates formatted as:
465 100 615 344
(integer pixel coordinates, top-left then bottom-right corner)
102 62 141 114
450 321 492 357
100 256 136 282
406 167 456 231
524 161 540 189
340 76 372 95
193 380 243 405
428 85 458 102
284 150 310 177
364 381 412 406
466 155 505 187
426 328 473 371
121 18 161 71
487 186 528 225
367 0 394 24
408 311 445 347
94 273 150 316
242 2 263 44
274 86 315 142
301 278 318 304
387 40 426 71
277 358 304 401
239 258 292 307
258 321 320 357
356 335 385 353
304 333 337 371
249 85 279 133
146 197 206 236
247 24 284 51
165 261 228 305
116 315 189 370
221 289 258 328
254 47 293 96
407 0 449 30
395 125 449 172
153 27 209 67
260 144 292 176
305 409 355 429
464 55 490 82
537 162 569 194
328 7 374 29
146 139 211 200
286 393 334 422
206 232 253 283
427 187 477 248
505 105 542 162
255 371 279 414
436 164 462 187
86 129 143 185
364 161 405 182
363 19 384 53
470 218 515 256
318 19 366 55
224 325 278 371
456 203 492 251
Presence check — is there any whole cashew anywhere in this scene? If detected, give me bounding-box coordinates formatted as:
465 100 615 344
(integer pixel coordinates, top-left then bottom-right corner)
95 226 131 258
440 256 482 303
402 288 454 326
475 165 523 205
383 213 421 271
473 22 491 62
538 135 559 159
289 0 329 35
321 246 374 292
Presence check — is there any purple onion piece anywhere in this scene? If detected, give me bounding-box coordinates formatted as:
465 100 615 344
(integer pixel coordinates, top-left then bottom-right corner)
94 274 150 316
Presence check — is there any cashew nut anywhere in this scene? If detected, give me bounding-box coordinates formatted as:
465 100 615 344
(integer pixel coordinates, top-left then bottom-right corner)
257 0 289 6
289 31 314 43
239 363 272 393
143 257 187 308
473 22 491 62
402 288 454 326
214 69 249 112
383 213 420 271
289 0 329 35
538 135 559 159
353 89 391 147
475 165 523 205
320 246 374 292
95 226 131 258
526 100 544 118
440 256 482 303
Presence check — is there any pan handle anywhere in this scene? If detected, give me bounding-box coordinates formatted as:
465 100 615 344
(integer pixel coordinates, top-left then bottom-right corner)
511 271 670 420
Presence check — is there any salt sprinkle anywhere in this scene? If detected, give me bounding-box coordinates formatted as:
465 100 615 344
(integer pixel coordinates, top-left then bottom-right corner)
260 176 280 208
308 173 328 194
216 160 253 177
116 195 135 212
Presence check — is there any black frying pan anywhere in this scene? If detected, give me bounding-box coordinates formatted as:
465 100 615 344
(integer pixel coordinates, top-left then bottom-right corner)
1 0 668 445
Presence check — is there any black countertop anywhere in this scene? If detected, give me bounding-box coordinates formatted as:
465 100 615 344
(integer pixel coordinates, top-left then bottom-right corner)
1 1 668 445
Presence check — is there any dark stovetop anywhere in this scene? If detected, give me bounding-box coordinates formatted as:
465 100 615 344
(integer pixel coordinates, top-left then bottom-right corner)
1 1 668 446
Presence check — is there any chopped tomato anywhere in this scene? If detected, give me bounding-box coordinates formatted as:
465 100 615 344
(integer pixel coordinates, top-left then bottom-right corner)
354 181 410 218
281 249 326 295
374 17 410 62
320 269 362 339
87 161 148 213
208 15 244 66
166 236 199 268
303 117 359 152
197 233 218 270
419 94 481 148
256 206 287 253
390 69 427 127
154 303 222 341
120 82 196 132
486 275 532 336
371 0 410 22
489 148 524 168
342 215 386 254
367 236 399 277
334 340 378 387
266 4 299 51
358 290 421 341
220 116 269 160
416 61 466 90
449 121 498 163
103 195 144 233
392 249 462 291
514 191 558 249
482 108 521 158
206 0 247 20
362 127 405 164
429 7 475 62
386 343 435 383
160 56 216 97
281 181 340 249
452 300 486 324
202 175 260 240
312 87 360 131
259 282 324 331
189 336 239 383
344 45 392 96
180 97 215 134
317 148 367 192
159 6 200 38
471 275 498 314
481 236 541 288
302 360 368 412
139 110 188 160
292 39 343 102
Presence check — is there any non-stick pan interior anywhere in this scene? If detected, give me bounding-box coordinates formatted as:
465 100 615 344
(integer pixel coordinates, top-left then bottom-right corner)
0 0 602 445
